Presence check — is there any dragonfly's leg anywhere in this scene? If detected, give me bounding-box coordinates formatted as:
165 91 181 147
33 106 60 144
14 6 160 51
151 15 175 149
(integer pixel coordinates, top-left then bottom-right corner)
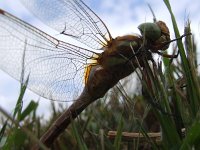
164 33 192 45
151 33 192 51
155 50 179 58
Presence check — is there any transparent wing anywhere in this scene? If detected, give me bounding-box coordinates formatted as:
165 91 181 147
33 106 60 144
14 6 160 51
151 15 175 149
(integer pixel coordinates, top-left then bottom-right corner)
20 0 112 50
0 9 96 102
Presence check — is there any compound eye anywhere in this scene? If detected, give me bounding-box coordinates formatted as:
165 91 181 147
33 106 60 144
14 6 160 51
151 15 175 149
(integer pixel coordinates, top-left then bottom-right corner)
138 22 161 41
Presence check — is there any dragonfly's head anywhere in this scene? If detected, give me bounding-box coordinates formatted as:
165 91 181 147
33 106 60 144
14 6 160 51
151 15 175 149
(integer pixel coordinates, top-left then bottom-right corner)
138 21 170 51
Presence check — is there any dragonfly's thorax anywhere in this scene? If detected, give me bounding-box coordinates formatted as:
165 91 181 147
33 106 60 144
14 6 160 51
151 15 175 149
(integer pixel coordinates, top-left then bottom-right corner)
97 35 142 68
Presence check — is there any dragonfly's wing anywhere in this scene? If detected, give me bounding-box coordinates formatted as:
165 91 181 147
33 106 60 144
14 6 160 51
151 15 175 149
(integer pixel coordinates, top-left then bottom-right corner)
20 0 112 50
0 9 96 102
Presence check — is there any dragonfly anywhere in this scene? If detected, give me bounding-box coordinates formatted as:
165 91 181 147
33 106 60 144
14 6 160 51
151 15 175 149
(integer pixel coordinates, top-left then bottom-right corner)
0 0 179 148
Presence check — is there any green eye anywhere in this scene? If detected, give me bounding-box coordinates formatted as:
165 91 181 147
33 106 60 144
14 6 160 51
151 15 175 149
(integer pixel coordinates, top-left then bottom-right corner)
138 22 161 41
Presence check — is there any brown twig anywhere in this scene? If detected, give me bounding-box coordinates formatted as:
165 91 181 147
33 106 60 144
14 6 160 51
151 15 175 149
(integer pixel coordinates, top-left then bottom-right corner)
108 131 161 142
108 128 186 142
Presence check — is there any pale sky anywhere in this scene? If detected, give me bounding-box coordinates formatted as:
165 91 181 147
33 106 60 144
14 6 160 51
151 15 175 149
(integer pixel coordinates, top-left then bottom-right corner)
0 0 199 118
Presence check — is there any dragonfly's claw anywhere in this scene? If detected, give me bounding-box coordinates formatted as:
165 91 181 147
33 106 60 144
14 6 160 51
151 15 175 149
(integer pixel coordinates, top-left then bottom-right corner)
156 50 179 58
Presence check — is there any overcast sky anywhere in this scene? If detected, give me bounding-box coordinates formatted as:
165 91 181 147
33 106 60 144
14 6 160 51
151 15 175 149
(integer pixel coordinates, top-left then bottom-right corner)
0 0 199 118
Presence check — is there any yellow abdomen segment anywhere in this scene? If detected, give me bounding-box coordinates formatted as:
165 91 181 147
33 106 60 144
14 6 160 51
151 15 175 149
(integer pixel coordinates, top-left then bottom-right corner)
84 54 99 84
84 65 93 84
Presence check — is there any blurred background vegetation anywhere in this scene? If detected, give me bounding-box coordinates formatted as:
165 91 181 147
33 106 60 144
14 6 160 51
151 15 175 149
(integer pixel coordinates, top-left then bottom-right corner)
1 0 200 149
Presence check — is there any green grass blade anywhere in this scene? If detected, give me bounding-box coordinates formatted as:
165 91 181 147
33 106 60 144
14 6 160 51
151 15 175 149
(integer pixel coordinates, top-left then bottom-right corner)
71 120 88 150
113 115 123 150
180 121 200 149
13 75 29 120
0 121 7 147
163 0 200 116
19 100 38 121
